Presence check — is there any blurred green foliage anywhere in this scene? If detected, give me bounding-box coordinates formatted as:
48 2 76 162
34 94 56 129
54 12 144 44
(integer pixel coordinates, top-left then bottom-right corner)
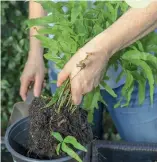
1 1 29 134
1 1 50 135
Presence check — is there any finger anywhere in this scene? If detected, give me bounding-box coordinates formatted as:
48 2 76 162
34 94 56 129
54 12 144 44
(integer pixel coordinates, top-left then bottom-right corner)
57 69 69 87
34 74 44 97
82 84 93 95
20 78 32 101
71 78 83 105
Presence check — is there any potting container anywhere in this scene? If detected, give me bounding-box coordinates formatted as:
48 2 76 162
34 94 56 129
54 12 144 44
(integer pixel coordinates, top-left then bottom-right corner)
5 117 91 162
91 140 157 162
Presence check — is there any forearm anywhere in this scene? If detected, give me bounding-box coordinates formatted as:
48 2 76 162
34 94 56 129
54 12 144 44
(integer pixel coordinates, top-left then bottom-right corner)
101 2 157 56
29 0 46 56
120 22 157 50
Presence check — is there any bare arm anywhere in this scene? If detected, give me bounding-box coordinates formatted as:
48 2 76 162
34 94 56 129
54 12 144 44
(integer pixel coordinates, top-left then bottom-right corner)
20 0 46 101
101 2 157 55
29 0 46 55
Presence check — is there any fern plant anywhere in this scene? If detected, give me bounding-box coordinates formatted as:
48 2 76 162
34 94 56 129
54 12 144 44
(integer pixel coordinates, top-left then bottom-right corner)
26 1 157 123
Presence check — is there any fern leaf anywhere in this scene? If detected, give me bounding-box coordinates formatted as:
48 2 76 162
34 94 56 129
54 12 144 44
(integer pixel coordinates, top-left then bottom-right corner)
100 81 117 98
121 70 134 96
129 60 154 104
122 50 157 68
121 82 134 107
131 71 146 105
83 87 105 123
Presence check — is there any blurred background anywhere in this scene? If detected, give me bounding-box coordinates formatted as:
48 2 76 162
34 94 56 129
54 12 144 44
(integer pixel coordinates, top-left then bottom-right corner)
1 1 29 135
1 1 118 140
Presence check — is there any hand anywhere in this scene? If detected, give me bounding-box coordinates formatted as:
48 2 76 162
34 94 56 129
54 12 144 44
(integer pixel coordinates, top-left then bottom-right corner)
20 51 45 101
57 33 110 105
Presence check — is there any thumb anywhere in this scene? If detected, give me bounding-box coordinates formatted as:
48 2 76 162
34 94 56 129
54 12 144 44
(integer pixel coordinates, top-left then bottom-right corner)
57 68 70 87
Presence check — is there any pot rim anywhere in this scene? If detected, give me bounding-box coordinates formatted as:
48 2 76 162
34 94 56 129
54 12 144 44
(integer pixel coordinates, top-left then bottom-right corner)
4 117 75 162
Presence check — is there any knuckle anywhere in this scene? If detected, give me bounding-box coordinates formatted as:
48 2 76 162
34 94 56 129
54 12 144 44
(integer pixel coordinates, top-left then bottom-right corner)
83 85 93 94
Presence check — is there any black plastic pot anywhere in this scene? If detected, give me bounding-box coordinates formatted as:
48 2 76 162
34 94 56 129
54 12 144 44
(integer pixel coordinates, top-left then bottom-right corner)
5 117 91 162
91 140 157 162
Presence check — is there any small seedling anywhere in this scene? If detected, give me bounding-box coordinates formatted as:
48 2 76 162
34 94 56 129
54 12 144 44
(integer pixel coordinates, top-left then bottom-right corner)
51 132 87 162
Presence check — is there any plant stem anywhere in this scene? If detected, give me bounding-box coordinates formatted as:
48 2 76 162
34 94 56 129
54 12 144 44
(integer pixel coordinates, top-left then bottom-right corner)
57 79 70 104
66 94 72 107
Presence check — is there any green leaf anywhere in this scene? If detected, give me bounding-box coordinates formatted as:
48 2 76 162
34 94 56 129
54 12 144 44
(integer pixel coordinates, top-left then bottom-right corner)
146 44 157 53
83 91 94 110
120 2 129 12
45 86 64 108
71 5 82 23
138 80 146 105
105 3 116 22
44 53 60 61
38 27 57 35
87 110 94 123
116 71 124 83
136 40 144 52
74 19 87 36
64 136 87 152
114 100 121 108
45 97 56 108
106 21 110 28
35 35 58 50
114 3 120 21
83 87 105 123
122 50 157 68
62 143 82 162
56 143 61 155
121 81 134 107
93 24 103 35
131 71 146 105
59 41 71 53
121 70 134 97
130 45 138 51
51 132 63 142
38 1 65 13
129 60 154 104
100 81 117 98
26 15 54 27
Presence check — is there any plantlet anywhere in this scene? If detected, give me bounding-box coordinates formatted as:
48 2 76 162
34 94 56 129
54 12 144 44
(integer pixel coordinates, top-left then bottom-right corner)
51 132 87 162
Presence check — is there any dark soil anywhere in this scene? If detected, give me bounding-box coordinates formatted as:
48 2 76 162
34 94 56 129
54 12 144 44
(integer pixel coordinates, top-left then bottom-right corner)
27 97 93 159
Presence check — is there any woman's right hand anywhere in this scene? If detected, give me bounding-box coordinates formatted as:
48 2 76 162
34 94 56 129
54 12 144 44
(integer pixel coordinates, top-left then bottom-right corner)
20 50 45 101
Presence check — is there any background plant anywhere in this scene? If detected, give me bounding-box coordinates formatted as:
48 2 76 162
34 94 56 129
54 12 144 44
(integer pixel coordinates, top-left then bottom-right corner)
27 1 157 123
1 1 50 135
1 1 28 134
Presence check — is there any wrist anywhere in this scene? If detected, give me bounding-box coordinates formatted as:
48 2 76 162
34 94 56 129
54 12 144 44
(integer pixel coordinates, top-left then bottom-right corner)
28 49 44 62
90 31 114 59
97 29 123 58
